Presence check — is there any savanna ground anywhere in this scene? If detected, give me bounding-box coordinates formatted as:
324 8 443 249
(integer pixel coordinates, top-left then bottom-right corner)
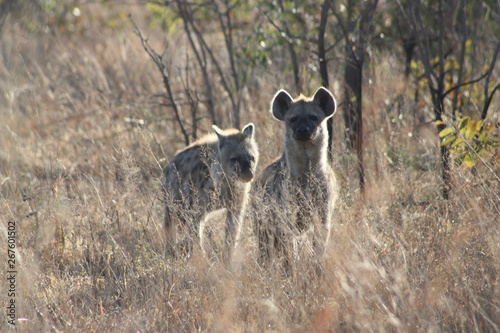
1 1 499 332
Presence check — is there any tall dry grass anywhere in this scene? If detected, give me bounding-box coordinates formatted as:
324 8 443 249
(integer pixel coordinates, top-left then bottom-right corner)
1 2 498 332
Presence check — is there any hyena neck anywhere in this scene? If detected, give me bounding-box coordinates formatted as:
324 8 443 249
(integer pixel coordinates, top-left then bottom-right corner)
284 126 329 179
207 143 225 185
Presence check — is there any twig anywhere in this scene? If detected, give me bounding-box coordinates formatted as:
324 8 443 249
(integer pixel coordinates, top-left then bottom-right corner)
130 15 190 145
481 41 500 121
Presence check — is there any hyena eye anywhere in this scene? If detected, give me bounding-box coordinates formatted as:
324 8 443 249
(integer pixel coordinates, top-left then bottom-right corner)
230 157 240 164
290 116 298 123
309 114 318 121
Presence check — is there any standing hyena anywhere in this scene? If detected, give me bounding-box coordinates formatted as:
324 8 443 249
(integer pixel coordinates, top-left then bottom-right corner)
253 87 338 267
162 123 258 260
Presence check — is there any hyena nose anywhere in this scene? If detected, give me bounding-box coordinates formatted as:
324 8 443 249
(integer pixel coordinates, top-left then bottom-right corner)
240 170 254 182
297 123 309 134
238 160 254 182
294 123 314 142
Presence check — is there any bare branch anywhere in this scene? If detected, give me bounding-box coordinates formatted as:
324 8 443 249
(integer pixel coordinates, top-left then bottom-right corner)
481 41 500 120
130 15 190 145
175 0 217 126
406 1 438 89
437 0 445 91
257 4 313 44
451 0 467 113
318 0 330 88
331 2 359 64
179 52 199 140
176 0 237 125
210 0 242 126
275 0 302 93
443 71 490 98
482 82 500 121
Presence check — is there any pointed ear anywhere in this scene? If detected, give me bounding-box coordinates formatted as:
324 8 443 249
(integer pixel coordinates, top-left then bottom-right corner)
312 87 336 118
212 124 224 139
271 89 293 121
242 123 255 138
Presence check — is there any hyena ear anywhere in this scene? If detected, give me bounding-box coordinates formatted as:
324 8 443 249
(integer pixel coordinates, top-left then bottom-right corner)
271 89 294 121
212 124 225 140
242 123 255 138
212 124 226 148
312 87 337 119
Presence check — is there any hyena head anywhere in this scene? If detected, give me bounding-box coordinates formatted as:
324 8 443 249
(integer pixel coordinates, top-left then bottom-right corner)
271 87 336 142
212 123 259 183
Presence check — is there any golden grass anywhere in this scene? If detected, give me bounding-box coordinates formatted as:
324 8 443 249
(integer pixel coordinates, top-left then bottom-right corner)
1 3 498 332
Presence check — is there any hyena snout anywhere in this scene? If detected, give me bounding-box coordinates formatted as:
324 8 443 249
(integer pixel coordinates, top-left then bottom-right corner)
292 118 318 142
239 169 254 183
233 156 255 182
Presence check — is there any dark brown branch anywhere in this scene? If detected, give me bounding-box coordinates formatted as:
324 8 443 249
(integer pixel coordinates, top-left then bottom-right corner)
452 0 467 113
177 1 237 125
331 3 359 65
481 41 500 121
318 0 330 89
130 15 190 146
482 82 500 121
257 6 312 44
443 70 490 98
175 0 217 126
180 52 199 140
276 0 302 93
409 1 438 90
210 0 242 127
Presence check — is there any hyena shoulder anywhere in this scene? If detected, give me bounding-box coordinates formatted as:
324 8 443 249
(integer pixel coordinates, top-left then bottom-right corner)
253 157 285 192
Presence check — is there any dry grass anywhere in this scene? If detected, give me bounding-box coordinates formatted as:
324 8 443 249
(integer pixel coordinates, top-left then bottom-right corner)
1 2 499 332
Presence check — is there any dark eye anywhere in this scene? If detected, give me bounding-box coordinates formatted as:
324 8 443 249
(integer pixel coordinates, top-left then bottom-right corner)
290 116 298 123
230 157 240 164
309 114 318 121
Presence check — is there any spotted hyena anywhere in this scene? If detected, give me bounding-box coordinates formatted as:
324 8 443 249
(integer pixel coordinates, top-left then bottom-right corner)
162 123 258 261
253 87 338 267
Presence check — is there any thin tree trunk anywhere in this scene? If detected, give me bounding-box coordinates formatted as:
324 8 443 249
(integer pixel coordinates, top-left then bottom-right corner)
344 46 365 189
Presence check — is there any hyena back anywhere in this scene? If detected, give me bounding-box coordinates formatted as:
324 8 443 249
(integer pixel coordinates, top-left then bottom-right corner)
163 123 258 260
253 87 338 267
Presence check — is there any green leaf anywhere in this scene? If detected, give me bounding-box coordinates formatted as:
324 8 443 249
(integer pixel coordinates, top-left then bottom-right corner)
477 132 489 142
463 154 478 168
458 117 470 130
475 120 484 132
410 60 418 72
466 120 474 128
451 137 464 148
441 135 457 146
464 127 475 140
439 127 455 138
